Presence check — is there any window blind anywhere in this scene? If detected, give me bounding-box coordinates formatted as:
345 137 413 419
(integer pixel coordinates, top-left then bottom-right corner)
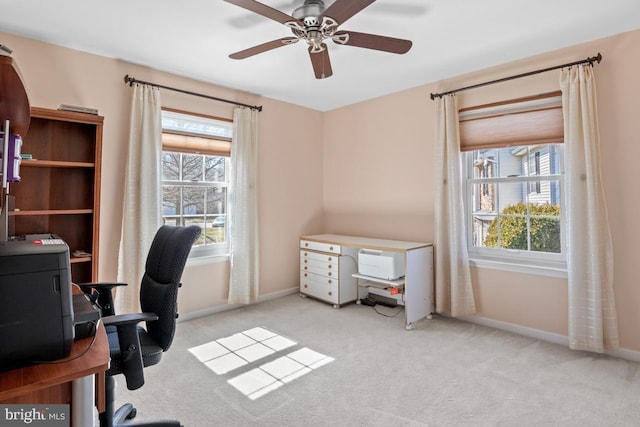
162 132 231 156
458 91 563 151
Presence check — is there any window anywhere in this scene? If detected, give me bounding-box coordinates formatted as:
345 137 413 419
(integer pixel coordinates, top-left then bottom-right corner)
460 93 566 272
161 110 232 258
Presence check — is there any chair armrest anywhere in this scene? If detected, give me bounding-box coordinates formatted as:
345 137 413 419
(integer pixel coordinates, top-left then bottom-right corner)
77 282 128 317
102 312 159 327
103 312 159 391
77 282 128 291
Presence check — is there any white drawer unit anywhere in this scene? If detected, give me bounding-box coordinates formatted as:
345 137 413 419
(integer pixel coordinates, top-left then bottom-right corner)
299 239 357 308
301 234 434 330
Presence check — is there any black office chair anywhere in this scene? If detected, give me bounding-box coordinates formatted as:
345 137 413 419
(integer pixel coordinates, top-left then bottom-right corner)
80 225 201 427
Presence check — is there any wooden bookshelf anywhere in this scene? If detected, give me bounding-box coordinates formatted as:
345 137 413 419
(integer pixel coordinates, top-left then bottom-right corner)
8 107 103 282
0 55 30 136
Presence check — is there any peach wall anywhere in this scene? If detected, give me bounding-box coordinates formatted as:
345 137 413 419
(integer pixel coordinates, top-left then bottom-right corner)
1 31 323 313
257 97 324 295
323 87 436 243
470 268 568 335
323 29 640 351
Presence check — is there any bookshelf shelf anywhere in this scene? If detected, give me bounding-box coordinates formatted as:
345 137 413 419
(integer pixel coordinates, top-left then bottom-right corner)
21 159 95 168
9 107 103 282
9 209 94 216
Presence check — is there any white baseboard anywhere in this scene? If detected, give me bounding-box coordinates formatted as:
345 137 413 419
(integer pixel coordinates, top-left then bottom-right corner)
178 303 239 322
457 314 640 363
257 286 300 302
178 286 299 322
456 314 569 346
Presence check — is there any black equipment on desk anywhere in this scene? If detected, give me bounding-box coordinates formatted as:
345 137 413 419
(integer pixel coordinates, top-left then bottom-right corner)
0 236 74 370
73 292 101 340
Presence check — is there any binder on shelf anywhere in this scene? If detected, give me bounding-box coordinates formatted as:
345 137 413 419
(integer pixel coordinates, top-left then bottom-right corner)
0 132 23 184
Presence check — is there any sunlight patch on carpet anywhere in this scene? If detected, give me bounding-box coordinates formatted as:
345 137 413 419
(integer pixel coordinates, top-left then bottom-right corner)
188 327 334 400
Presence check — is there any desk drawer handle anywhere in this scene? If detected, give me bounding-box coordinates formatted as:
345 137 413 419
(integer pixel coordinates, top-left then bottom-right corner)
328 279 332 284
304 273 308 277
328 272 332 276
328 291 332 296
328 257 332 261
328 265 332 269
305 242 309 247
304 284 308 288
329 246 334 251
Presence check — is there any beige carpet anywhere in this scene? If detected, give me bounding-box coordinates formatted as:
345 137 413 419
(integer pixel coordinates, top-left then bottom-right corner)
115 293 640 426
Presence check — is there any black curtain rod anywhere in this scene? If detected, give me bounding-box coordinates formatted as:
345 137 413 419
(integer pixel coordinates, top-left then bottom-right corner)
123 74 262 111
430 53 602 100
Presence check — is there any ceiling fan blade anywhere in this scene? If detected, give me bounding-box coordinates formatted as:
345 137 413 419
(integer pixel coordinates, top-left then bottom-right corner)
308 45 333 79
230 37 299 59
335 31 412 54
223 0 296 25
322 0 376 25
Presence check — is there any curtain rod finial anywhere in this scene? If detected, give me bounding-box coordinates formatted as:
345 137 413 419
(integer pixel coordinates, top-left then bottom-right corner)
588 53 603 67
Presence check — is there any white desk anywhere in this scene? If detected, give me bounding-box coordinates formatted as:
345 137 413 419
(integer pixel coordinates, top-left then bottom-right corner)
300 234 434 329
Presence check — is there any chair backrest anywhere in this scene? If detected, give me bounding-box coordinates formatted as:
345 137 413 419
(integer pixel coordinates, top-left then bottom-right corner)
139 225 201 351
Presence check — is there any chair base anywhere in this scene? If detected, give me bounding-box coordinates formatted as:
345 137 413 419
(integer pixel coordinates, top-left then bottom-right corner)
100 376 181 427
113 403 136 425
109 402 181 427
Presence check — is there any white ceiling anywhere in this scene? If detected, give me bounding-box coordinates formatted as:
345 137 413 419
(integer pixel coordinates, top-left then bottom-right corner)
1 0 639 111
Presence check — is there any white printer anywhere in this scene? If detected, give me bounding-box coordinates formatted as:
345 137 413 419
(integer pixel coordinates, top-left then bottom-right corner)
358 249 405 280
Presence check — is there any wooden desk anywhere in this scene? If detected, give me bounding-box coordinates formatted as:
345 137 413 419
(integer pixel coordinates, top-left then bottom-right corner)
0 319 109 425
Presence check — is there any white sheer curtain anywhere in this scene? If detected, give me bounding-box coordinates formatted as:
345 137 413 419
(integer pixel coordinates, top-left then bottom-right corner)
228 107 260 304
434 94 476 317
561 65 619 352
116 84 162 313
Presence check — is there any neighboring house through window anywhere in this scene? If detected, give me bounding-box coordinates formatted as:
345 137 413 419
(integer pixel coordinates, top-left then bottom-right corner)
161 109 232 258
459 92 566 274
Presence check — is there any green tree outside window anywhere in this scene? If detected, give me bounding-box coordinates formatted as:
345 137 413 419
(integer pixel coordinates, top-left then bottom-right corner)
484 202 561 253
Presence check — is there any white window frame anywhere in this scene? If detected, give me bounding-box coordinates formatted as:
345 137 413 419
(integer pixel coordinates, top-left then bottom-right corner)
161 110 232 259
460 97 567 277
464 148 566 277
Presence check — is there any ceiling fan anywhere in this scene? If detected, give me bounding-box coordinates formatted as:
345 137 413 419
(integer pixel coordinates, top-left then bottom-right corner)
223 0 413 79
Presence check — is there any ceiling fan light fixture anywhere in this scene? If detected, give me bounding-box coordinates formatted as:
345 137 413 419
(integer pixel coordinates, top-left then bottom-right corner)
292 0 326 20
286 16 338 53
